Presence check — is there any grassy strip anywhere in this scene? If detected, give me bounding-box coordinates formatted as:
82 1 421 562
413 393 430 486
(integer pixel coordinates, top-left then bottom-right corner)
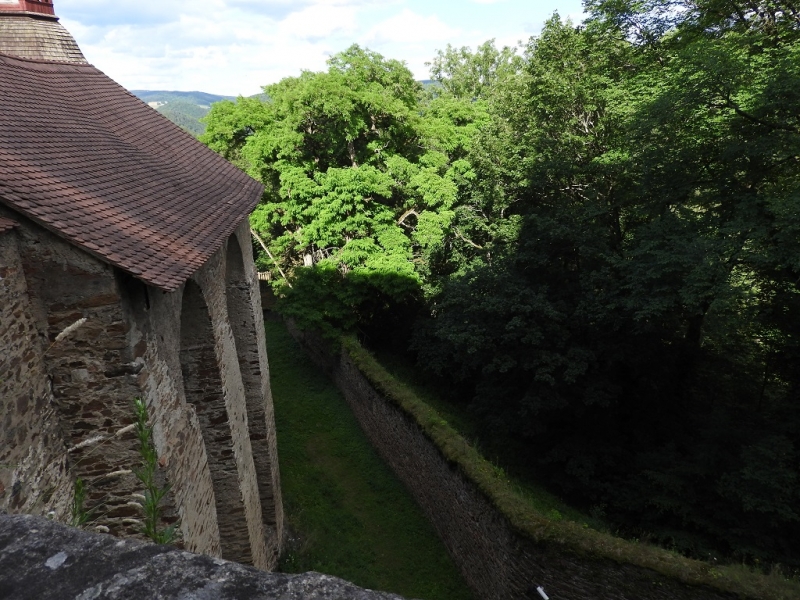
342 335 800 600
266 320 473 600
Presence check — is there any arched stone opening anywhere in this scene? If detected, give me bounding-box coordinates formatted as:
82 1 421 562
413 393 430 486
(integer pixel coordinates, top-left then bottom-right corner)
225 235 282 558
179 280 252 564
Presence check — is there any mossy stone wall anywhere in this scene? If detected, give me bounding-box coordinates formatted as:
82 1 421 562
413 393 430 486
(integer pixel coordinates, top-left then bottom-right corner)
288 323 746 600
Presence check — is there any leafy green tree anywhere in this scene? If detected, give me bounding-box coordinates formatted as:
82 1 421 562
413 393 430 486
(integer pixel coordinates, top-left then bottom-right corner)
203 12 800 566
427 39 523 100
416 7 800 566
203 45 488 336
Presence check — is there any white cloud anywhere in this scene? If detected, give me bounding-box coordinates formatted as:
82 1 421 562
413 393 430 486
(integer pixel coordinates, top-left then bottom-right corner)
278 3 358 41
54 0 585 95
59 1 385 93
362 9 459 45
58 0 189 26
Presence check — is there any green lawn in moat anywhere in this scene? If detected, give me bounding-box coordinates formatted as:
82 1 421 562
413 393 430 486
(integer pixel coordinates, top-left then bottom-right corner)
265 319 474 600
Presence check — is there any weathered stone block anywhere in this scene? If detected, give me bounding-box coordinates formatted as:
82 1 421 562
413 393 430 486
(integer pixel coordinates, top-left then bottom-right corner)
0 514 407 600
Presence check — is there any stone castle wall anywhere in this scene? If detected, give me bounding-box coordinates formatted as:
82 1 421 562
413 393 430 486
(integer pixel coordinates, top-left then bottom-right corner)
0 207 282 570
288 324 743 600
9 209 155 541
0 224 72 520
127 220 283 568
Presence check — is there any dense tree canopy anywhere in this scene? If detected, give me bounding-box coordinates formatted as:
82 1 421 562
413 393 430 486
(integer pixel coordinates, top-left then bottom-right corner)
204 1 800 568
203 45 490 335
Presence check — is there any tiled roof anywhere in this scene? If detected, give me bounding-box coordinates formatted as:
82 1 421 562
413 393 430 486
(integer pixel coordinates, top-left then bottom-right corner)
0 15 86 63
0 216 18 234
0 53 264 291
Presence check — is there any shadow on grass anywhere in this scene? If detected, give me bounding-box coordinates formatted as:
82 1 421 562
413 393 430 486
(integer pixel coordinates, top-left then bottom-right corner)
266 318 474 600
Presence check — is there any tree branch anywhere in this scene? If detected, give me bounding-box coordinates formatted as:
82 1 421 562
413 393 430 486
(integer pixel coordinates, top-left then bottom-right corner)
454 228 483 249
347 140 359 167
725 95 800 135
397 209 419 228
250 228 293 288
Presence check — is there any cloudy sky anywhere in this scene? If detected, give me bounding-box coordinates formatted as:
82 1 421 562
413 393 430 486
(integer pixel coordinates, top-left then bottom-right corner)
56 0 586 96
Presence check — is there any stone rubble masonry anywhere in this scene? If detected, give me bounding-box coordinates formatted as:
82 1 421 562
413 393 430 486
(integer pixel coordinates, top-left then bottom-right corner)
226 236 283 561
288 324 744 600
0 224 72 520
0 513 408 600
0 204 283 570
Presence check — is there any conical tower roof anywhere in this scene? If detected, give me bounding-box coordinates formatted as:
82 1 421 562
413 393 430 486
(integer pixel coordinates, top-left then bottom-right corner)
0 0 86 63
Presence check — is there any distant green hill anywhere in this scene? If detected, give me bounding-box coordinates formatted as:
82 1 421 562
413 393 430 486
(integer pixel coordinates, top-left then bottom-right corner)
131 84 428 137
130 90 236 137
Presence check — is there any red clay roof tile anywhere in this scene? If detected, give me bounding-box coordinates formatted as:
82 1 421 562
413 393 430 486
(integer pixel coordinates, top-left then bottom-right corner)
0 216 18 234
0 52 263 291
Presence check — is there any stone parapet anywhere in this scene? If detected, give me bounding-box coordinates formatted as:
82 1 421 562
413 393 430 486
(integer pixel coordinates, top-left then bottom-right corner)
0 513 407 600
